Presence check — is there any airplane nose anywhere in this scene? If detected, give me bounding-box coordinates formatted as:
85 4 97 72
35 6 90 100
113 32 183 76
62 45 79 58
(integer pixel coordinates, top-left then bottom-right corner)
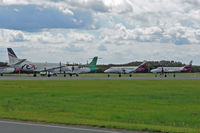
104 69 109 73
150 69 155 73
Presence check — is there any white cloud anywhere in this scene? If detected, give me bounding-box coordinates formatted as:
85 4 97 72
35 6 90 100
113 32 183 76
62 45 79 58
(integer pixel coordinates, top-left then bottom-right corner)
0 28 200 65
67 31 94 42
0 0 200 65
0 29 26 42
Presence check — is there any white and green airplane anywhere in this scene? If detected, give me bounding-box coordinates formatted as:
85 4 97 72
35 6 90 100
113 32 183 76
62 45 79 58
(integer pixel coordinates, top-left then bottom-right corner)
63 56 98 77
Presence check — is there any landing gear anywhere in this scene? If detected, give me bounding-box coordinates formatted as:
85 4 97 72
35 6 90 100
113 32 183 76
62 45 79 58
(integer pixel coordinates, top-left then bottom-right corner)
173 73 176 77
64 72 66 77
33 72 37 77
76 74 79 77
129 74 132 77
165 74 167 77
119 74 121 77
108 74 110 78
0 73 3 76
70 74 72 77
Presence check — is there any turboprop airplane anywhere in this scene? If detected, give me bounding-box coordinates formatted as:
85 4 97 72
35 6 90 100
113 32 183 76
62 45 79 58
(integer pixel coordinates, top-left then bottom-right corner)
64 56 98 77
7 48 70 77
104 61 146 77
150 61 192 77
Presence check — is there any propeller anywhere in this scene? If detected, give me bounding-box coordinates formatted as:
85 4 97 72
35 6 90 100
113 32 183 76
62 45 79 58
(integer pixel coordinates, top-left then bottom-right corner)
59 61 61 74
161 67 164 74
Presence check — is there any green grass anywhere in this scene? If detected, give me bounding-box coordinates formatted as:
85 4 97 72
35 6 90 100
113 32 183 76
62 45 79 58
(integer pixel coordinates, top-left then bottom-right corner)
0 80 200 132
80 73 200 77
3 72 200 77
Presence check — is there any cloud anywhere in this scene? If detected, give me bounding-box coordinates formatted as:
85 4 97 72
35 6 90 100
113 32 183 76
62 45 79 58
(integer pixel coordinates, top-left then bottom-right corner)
0 5 94 31
97 44 107 51
99 23 200 45
65 44 84 52
67 31 95 42
0 29 26 42
0 0 200 65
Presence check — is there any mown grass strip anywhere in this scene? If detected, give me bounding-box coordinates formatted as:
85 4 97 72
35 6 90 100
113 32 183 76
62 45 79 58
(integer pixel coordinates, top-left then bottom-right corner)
0 80 199 132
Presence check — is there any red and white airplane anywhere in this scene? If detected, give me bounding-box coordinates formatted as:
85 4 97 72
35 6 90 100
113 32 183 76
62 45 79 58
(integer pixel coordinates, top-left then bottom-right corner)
150 61 192 77
104 61 146 77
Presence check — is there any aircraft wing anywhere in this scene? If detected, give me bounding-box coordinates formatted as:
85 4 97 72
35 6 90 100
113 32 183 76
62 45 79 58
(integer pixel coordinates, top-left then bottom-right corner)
165 69 179 73
123 67 137 74
35 65 69 72
14 59 27 65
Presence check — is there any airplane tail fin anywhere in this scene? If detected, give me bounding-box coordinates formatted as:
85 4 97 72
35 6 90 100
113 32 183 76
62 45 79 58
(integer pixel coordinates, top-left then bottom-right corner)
7 48 19 65
189 60 193 66
88 56 98 71
136 61 146 72
182 60 192 72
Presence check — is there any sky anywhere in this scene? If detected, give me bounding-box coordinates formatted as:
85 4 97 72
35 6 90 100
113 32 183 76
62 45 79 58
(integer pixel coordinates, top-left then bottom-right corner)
0 0 200 65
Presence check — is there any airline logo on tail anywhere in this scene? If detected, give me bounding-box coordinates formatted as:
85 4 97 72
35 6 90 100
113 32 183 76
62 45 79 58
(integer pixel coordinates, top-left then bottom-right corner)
182 60 192 72
136 61 146 72
88 56 98 71
7 48 20 65
8 48 17 58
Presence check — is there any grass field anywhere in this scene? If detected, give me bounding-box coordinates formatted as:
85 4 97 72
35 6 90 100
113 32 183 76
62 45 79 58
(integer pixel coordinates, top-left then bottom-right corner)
3 72 200 77
0 80 200 132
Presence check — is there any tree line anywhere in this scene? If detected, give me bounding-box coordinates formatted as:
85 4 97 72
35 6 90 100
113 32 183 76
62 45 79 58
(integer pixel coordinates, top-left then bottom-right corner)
96 60 200 73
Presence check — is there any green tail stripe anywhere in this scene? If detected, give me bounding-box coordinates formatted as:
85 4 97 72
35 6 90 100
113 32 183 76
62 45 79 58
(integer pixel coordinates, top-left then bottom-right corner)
88 56 98 71
88 56 98 67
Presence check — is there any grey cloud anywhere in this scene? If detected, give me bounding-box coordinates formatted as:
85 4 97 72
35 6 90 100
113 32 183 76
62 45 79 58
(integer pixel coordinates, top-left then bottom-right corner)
97 44 107 51
65 44 84 52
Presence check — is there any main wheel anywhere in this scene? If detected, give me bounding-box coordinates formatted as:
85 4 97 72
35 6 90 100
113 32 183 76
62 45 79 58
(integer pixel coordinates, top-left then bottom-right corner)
108 74 110 78
129 74 132 77
119 74 121 77
64 71 66 77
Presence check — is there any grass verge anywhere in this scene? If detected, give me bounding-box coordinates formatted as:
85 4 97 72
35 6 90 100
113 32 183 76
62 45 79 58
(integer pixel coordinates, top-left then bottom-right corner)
0 80 200 132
